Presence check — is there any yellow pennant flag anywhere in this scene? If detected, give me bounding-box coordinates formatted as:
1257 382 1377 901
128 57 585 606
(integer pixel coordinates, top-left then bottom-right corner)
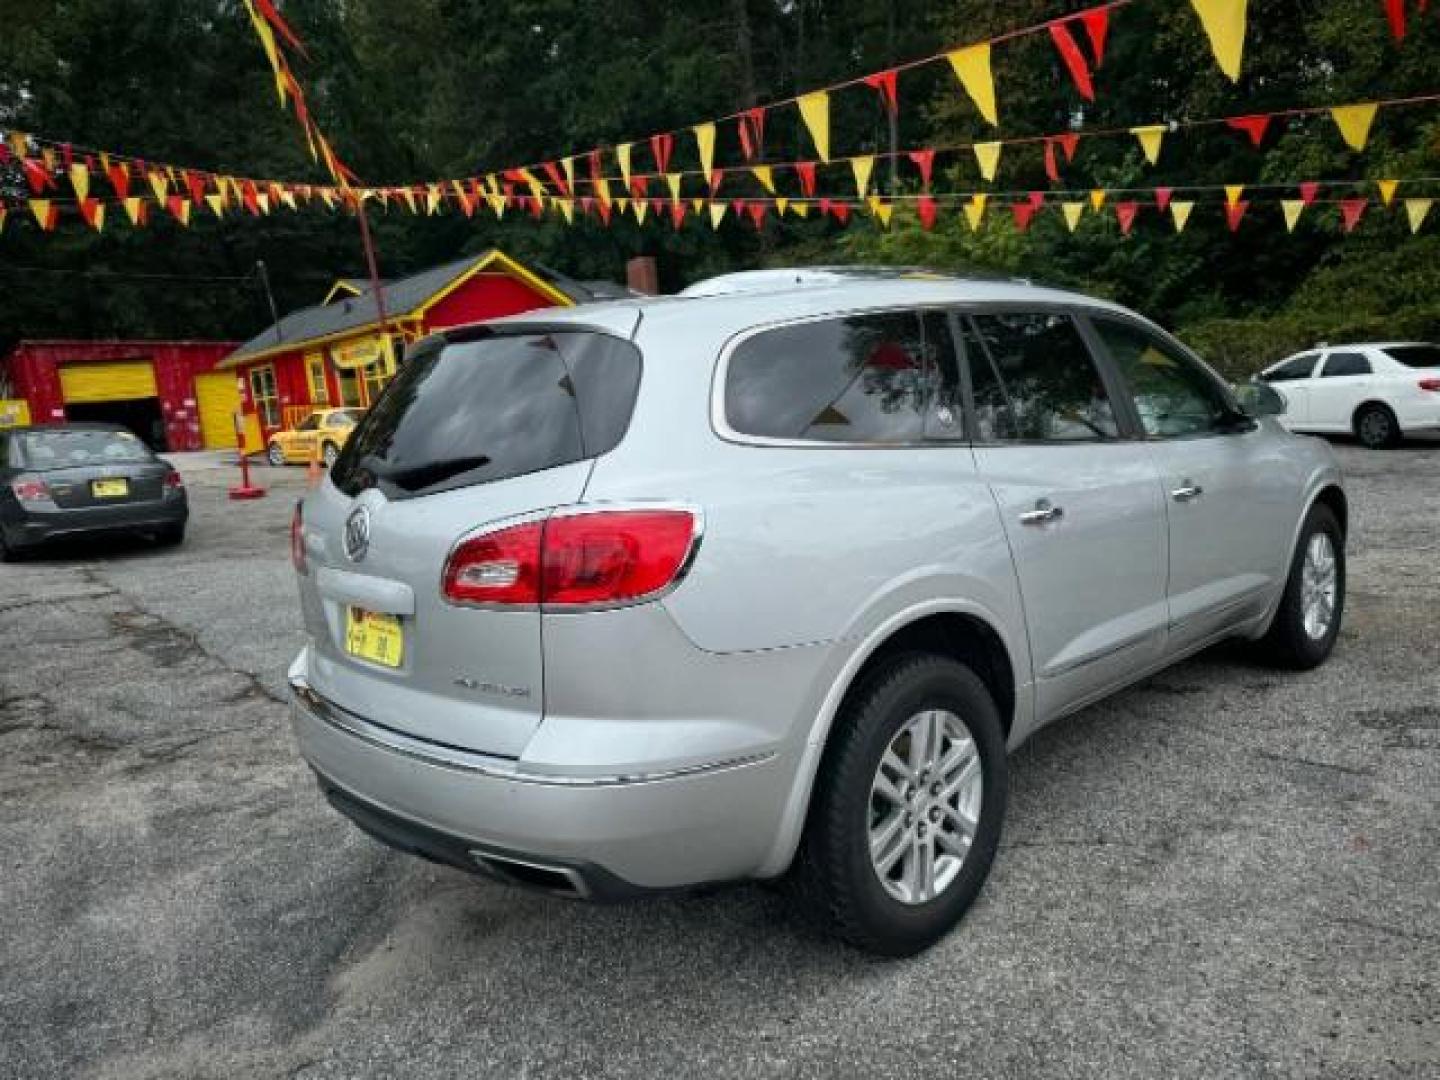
41 147 56 172
487 193 506 218
694 123 717 179
752 165 775 194
89 202 106 233
1377 179 1398 206
255 193 270 215
617 143 633 192
148 170 168 203
1089 189 1107 211
123 197 145 225
851 155 875 197
399 188 418 214
28 199 52 229
206 194 226 218
6 130 26 158
318 188 337 210
1225 184 1244 208
279 189 297 211
666 173 683 203
594 175 612 207
633 198 648 225
69 164 90 201
972 142 1001 182
1131 125 1166 166
1331 104 1378 151
947 44 998 127
797 91 831 161
1281 200 1304 232
691 197 705 213
709 201 727 229
964 193 987 231
1189 0 1248 82
615 196 630 215
562 157 575 193
791 201 811 219
172 200 192 227
1062 202 1085 232
1170 201 1195 232
425 185 441 215
1405 198 1432 233
775 197 790 216
556 198 575 224
867 195 891 226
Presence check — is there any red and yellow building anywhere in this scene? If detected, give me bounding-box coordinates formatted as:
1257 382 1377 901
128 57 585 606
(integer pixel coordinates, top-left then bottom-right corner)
222 249 615 449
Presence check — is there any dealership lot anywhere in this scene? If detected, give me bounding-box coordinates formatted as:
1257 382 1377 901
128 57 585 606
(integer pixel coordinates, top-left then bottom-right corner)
1 445 1436 1079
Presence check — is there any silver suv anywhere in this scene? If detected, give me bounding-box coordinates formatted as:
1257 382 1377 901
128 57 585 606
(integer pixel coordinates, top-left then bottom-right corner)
288 269 1346 955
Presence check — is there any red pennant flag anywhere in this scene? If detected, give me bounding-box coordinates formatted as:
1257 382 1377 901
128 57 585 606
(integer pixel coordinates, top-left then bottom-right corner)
1081 7 1110 65
542 161 569 196
595 197 612 225
670 199 687 229
1384 0 1406 40
907 149 935 190
242 181 260 215
731 198 748 218
184 171 207 205
60 142 74 170
528 195 544 219
1011 202 1039 232
1044 140 1060 183
795 161 817 197
863 70 899 115
737 107 766 160
1054 132 1081 162
819 198 832 217
166 194 189 222
580 195 594 216
649 196 664 215
78 197 103 230
1339 197 1367 232
709 169 724 195
830 201 851 225
588 150 603 185
1226 114 1271 147
1299 181 1320 206
1226 201 1249 232
630 175 649 199
1028 190 1046 209
650 132 674 174
747 202 767 230
1049 22 1095 101
255 0 309 56
21 157 53 194
1154 187 1173 212
1115 200 1139 235
917 195 937 231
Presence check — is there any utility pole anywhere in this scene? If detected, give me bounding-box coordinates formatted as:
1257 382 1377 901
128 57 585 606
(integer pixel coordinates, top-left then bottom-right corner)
255 260 282 343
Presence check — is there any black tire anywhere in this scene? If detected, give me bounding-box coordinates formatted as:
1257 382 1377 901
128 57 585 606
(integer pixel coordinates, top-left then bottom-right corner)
267 442 286 467
321 442 340 467
1354 402 1400 449
154 523 186 547
0 531 19 562
1257 503 1344 670
789 653 1008 956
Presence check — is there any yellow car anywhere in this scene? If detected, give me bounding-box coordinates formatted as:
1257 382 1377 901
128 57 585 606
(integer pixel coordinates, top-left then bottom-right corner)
266 409 364 467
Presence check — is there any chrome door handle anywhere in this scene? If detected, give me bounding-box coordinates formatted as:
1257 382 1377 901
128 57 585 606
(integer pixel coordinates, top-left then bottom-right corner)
1171 482 1204 502
1019 499 1064 526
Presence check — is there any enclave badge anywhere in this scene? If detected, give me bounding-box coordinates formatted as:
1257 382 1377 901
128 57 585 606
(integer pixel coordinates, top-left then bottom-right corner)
342 506 371 562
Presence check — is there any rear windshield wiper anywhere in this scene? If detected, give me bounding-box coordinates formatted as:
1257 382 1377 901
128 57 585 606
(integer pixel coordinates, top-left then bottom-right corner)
358 454 492 491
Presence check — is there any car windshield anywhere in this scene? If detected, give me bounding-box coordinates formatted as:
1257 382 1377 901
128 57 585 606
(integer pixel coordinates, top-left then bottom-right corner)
18 429 152 469
332 410 365 425
1383 344 1440 369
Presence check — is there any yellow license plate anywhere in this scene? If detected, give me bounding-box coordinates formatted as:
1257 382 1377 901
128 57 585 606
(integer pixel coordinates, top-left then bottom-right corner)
344 607 404 668
91 478 129 498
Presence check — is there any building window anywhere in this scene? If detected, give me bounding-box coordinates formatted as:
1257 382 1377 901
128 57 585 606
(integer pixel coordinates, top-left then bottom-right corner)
335 365 364 407
362 362 389 405
248 365 280 428
306 353 330 405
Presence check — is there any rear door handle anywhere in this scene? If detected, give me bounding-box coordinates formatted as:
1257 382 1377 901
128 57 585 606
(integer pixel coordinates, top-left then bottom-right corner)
1019 499 1064 526
1170 482 1204 502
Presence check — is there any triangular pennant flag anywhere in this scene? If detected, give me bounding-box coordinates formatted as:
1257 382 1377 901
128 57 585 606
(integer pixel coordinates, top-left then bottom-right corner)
616 196 631 215
1062 201 1085 232
1056 132 1080 163
29 199 56 230
741 107 768 160
123 197 147 226
562 156 576 194
257 192 273 215
964 193 988 231
665 173 683 203
650 133 674 175
1189 0 1248 81
166 195 191 225
20 157 51 194
797 91 831 161
1131 125 1167 165
206 193 226 218
541 161 569 197
1225 184 1244 208
1282 200 1305 232
1226 200 1249 232
917 196 937 231
1226 114 1271 147
78 198 104 232
709 201 727 229
830 201 851 225
616 143 633 192
1384 0 1406 42
1049 22 1095 101
670 199 687 230
148 170 168 203
1011 201 1039 232
1171 200 1195 232
1404 198 1432 233
1081 8 1110 65
868 197 893 228
1339 197 1367 233
1154 187 1174 212
948 44 998 126
1330 103 1378 151
775 197 790 216
972 142 1002 182
1028 190 1046 210
106 163 132 198
6 131 27 158
1089 188 1107 211
633 198 648 225
708 169 724 196
791 200 811 219
1044 140 1061 183
1299 181 1320 206
851 155 875 197
1115 201 1139 235
795 161 817 197
68 163 90 201
908 149 936 190
427 185 443 215
751 165 775 194
1377 179 1398 207
863 70 899 115
694 122 716 178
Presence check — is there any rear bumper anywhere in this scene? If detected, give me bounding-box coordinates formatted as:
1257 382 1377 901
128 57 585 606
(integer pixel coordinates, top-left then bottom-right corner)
3 497 187 547
289 668 794 893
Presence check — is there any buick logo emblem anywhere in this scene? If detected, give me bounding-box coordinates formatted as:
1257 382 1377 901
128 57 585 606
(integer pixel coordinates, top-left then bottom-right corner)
342 507 371 563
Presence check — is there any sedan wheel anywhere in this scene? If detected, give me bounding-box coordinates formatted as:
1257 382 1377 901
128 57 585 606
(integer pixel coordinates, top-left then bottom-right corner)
1300 532 1338 641
1355 403 1398 449
321 442 340 467
267 442 286 467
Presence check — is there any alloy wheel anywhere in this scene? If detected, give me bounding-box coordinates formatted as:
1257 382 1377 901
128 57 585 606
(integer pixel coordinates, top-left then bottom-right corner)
1300 531 1338 640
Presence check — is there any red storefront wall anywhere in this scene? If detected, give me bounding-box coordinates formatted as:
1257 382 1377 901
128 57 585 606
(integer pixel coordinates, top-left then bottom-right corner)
3 341 238 451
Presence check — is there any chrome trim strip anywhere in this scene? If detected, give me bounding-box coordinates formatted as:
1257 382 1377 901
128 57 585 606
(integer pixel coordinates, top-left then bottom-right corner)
291 678 774 787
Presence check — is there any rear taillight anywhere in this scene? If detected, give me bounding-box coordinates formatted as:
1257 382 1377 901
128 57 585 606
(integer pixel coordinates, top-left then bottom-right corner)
10 477 49 504
164 469 185 489
442 509 698 608
290 503 307 574
1418 377 1440 391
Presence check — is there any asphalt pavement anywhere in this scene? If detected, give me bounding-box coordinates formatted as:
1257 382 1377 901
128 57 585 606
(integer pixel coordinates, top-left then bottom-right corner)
1 444 1436 1079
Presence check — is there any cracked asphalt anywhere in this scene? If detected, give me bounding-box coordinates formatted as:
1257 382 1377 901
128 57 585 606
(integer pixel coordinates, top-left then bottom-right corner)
1 443 1437 1079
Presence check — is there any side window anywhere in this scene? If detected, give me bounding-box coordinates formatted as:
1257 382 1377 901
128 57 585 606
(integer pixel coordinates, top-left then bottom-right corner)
965 311 1119 442
725 311 937 443
296 414 320 431
0 435 9 468
1321 352 1371 377
1092 318 1232 438
1265 354 1318 381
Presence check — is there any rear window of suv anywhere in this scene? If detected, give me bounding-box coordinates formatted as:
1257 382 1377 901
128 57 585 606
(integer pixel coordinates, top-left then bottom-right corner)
1383 344 1440 368
331 330 641 499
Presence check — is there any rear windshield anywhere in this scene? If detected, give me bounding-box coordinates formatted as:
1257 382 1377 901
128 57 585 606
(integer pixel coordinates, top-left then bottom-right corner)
1384 344 1440 368
18 429 151 469
331 330 641 499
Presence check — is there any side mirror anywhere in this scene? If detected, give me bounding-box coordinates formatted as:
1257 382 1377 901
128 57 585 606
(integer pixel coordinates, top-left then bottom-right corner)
1234 380 1287 418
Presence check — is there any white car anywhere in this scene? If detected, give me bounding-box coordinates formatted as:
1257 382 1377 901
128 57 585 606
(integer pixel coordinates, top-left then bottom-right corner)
1258 342 1440 448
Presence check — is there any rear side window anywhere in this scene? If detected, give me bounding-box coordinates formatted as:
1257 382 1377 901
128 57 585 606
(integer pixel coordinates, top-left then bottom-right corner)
1384 344 1440 368
331 331 640 499
725 311 946 443
1321 352 1371 376
1265 354 1318 381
